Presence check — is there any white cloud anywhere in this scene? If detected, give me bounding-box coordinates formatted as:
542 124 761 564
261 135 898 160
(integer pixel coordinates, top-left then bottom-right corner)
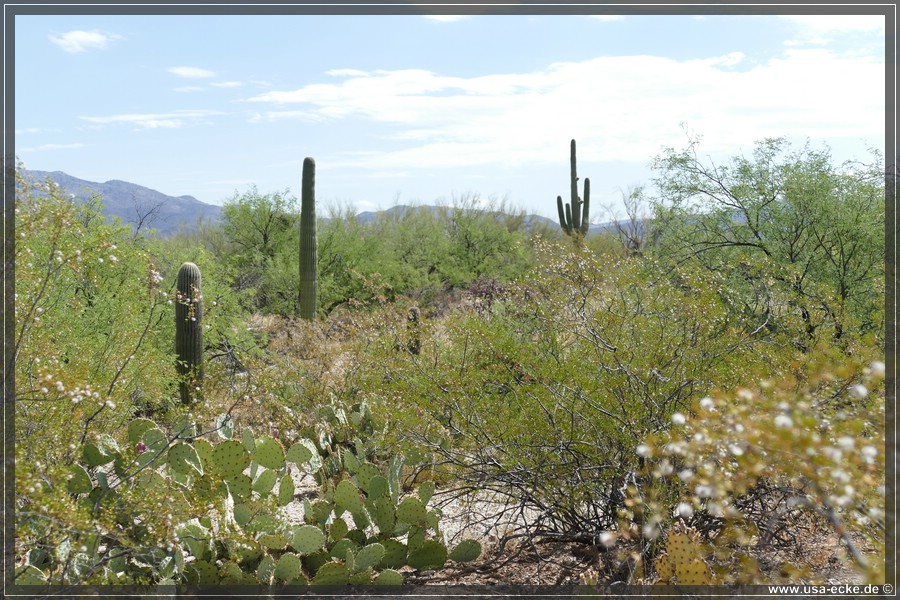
780 15 885 45
168 66 216 78
587 15 626 22
15 127 61 135
49 30 122 53
247 110 325 124
80 110 224 129
18 143 86 152
244 48 884 171
326 69 369 78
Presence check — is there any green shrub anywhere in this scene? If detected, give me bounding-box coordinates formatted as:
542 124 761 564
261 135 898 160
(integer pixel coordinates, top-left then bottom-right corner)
357 239 784 544
625 350 885 584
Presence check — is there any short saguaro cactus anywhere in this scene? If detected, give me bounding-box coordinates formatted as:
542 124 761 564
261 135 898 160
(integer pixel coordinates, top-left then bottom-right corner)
175 261 203 404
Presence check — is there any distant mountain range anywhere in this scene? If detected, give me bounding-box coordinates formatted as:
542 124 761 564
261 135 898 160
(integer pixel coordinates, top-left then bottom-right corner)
19 170 635 237
21 170 224 237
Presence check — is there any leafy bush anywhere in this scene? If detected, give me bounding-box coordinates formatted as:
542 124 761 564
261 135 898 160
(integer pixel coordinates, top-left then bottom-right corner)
14 171 180 460
356 239 785 548
622 350 886 584
648 136 885 346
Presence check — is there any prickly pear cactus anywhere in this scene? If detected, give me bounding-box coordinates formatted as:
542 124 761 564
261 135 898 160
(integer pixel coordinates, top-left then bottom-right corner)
374 568 404 585
50 414 458 587
175 261 203 404
653 524 714 585
334 479 364 516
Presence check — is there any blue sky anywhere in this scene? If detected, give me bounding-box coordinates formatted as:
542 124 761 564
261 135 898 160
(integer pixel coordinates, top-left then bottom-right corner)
14 12 887 220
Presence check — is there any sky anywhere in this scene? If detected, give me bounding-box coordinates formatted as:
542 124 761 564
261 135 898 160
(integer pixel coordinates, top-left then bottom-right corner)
13 10 888 221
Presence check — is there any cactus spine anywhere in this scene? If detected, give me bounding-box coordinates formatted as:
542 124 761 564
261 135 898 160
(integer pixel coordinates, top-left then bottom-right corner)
175 262 203 404
556 139 591 237
299 157 318 320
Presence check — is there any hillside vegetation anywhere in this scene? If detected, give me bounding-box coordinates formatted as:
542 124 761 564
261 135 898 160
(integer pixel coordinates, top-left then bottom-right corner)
12 136 887 590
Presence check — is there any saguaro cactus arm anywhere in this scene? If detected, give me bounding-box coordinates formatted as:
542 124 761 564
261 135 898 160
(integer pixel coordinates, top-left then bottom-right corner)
299 157 318 320
175 262 203 404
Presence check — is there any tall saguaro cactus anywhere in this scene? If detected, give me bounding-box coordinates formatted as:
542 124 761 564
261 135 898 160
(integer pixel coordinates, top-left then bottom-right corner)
556 139 591 238
175 262 203 404
299 157 318 320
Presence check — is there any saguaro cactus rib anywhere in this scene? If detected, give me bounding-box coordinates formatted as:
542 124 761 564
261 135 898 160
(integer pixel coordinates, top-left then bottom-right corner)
175 262 203 404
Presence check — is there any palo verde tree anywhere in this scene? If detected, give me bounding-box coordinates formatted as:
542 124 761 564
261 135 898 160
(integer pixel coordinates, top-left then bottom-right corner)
219 186 299 313
648 134 884 348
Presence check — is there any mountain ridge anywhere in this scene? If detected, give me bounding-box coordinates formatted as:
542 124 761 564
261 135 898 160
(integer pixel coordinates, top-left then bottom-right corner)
21 170 225 237
20 169 633 237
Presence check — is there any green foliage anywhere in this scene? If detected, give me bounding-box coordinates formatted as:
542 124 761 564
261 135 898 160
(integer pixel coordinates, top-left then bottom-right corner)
14 133 885 588
214 190 534 316
360 238 787 541
219 185 300 313
15 169 180 461
649 135 884 345
627 352 886 584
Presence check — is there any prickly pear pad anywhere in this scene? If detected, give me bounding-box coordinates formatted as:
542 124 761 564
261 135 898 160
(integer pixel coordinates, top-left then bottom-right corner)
277 474 295 506
355 463 380 492
212 440 250 480
253 435 285 470
274 552 302 582
257 554 276 585
367 475 389 500
192 438 214 471
252 469 278 495
311 561 349 586
396 496 427 525
353 543 385 574
291 524 326 554
127 418 156 445
286 441 314 465
167 441 203 476
406 539 447 570
334 479 364 515
66 464 93 494
374 569 403 585
378 539 408 569
676 559 713 585
449 539 482 563
226 474 252 501
369 496 396 534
